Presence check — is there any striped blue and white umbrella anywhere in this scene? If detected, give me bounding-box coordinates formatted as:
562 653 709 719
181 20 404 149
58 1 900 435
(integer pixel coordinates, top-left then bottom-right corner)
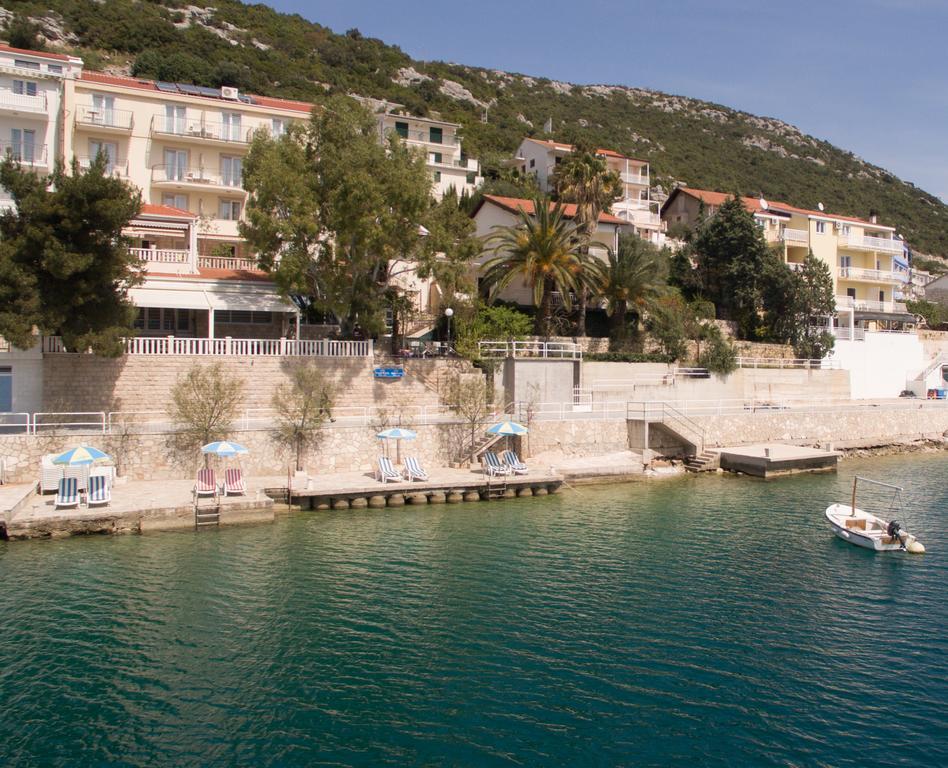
52 446 112 466
376 428 417 440
486 421 528 436
201 441 250 457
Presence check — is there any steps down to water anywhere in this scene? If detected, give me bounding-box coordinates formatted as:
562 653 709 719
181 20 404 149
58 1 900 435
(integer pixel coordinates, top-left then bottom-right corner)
194 501 221 527
684 451 720 473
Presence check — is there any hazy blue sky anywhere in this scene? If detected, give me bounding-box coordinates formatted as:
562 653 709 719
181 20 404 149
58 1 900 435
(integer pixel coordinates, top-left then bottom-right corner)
268 0 947 200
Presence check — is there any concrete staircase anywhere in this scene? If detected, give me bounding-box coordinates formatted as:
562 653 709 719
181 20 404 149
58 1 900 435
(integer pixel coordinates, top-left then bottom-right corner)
627 401 706 458
684 450 720 473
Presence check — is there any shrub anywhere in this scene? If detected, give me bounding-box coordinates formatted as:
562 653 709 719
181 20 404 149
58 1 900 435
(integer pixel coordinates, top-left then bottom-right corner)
585 351 671 363
168 363 245 455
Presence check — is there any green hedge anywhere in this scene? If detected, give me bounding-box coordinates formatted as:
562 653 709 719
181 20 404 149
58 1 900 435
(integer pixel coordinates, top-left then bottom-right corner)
585 352 671 363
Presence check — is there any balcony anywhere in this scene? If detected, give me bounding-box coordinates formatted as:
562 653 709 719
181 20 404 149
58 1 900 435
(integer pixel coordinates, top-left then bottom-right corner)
835 296 908 314
387 127 459 147
77 156 130 178
197 255 262 271
840 233 903 254
130 247 191 265
787 261 806 272
612 199 661 227
0 89 47 114
75 106 134 132
0 141 48 168
619 171 649 186
837 266 903 284
781 228 809 244
151 165 245 191
151 116 252 146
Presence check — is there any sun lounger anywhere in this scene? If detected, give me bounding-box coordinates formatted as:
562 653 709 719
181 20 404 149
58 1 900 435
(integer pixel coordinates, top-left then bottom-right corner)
403 456 429 482
54 477 80 509
87 475 111 507
483 451 512 477
223 467 246 496
195 468 218 498
40 454 63 493
501 450 529 475
376 456 402 483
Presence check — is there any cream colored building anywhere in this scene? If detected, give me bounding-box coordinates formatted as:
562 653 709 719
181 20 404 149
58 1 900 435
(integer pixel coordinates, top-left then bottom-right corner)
377 110 483 199
509 138 664 245
661 187 913 335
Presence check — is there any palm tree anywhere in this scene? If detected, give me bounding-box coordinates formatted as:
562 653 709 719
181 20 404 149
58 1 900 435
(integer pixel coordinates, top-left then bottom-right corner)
601 234 668 344
553 143 622 336
481 197 595 337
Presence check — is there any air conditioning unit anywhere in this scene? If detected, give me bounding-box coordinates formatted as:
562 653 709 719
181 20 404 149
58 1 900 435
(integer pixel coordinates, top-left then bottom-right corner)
221 86 239 100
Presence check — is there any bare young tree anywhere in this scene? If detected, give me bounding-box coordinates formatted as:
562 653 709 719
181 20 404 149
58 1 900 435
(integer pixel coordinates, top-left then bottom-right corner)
448 376 492 463
168 363 245 456
271 361 336 471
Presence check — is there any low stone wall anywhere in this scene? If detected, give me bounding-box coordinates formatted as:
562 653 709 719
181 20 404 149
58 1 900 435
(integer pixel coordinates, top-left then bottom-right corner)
525 419 631 458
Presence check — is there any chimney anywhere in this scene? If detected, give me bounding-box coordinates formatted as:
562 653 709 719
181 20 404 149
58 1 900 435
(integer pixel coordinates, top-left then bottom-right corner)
869 214 878 224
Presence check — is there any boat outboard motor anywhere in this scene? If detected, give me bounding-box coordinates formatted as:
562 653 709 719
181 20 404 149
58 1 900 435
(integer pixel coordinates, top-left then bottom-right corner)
887 520 902 539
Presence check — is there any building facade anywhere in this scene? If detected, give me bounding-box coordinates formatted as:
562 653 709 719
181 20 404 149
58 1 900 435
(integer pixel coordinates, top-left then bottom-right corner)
509 138 664 246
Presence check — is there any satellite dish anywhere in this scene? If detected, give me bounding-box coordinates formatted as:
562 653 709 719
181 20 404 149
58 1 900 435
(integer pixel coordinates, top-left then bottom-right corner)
818 202 825 211
759 197 769 210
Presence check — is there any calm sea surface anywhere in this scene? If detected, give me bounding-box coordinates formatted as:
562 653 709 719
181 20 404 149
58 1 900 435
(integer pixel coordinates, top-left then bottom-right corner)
2 454 946 767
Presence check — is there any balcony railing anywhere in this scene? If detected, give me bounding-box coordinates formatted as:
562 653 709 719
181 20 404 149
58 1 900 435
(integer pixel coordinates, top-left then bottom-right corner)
75 105 134 130
197 256 261 271
835 296 908 313
151 165 244 189
841 234 903 253
0 89 47 113
619 171 649 185
150 115 252 145
386 127 459 147
0 141 48 167
787 261 806 272
613 206 662 227
130 247 190 264
43 335 374 358
781 228 809 244
837 266 903 283
77 156 129 178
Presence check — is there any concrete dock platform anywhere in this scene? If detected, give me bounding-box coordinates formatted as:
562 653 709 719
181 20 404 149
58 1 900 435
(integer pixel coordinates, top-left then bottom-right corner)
718 443 840 478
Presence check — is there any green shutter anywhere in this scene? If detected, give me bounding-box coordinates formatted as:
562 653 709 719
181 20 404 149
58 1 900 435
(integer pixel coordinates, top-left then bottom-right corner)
429 126 443 144
394 121 408 139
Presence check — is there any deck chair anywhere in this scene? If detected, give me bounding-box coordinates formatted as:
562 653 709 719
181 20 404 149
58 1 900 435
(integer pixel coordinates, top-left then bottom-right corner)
403 456 429 482
376 456 402 483
87 475 111 507
223 467 246 497
501 450 529 475
483 451 511 477
195 468 218 498
55 477 80 509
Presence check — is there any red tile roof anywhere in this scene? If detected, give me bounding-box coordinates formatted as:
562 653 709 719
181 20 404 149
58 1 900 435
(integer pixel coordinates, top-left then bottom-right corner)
78 71 315 114
481 194 627 226
0 43 73 61
526 138 645 165
671 187 894 230
139 203 197 219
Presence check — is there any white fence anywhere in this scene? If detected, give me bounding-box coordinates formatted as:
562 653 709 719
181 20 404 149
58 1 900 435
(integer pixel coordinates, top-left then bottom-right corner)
479 340 583 360
736 357 839 370
41 336 374 358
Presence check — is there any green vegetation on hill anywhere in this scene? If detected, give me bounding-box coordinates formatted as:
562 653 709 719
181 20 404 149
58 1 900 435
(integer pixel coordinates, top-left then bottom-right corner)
9 0 948 255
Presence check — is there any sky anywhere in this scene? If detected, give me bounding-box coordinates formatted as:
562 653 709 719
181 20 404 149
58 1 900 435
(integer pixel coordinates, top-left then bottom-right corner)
267 0 948 201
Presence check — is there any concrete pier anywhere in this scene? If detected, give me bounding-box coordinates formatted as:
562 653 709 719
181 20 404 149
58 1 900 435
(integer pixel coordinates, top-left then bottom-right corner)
718 444 840 478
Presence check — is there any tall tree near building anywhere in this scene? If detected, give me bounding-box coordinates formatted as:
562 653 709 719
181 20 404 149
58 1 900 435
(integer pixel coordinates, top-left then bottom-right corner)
600 234 668 345
553 142 622 336
480 197 600 337
0 155 142 356
690 195 772 338
761 251 836 356
241 95 434 337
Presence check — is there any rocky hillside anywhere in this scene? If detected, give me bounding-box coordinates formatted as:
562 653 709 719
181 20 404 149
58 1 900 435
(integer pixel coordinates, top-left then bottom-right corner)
6 0 948 256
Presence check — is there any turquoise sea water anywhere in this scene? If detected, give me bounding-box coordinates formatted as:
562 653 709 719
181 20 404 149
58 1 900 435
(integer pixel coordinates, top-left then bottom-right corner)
1 454 946 767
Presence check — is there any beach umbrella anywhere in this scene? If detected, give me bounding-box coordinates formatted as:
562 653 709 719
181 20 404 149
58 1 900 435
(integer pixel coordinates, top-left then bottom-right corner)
201 441 250 457
52 446 112 466
376 427 416 463
485 421 528 436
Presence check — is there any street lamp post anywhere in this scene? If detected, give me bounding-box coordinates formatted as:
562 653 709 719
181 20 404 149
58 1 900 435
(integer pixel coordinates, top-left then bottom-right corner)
445 307 454 355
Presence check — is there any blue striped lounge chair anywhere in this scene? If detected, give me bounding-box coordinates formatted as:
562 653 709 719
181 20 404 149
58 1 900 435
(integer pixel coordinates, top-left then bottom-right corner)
87 475 111 507
55 477 80 509
403 456 429 482
483 452 511 477
376 456 402 483
501 450 529 475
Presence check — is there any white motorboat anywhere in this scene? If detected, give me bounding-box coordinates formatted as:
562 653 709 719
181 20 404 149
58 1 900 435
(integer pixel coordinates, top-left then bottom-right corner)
825 477 925 554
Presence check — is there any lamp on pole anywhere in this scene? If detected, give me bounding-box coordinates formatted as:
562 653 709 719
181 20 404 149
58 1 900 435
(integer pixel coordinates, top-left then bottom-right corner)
444 307 454 355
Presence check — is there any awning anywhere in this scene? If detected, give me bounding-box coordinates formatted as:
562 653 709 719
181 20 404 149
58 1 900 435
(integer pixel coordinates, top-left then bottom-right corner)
206 291 294 313
853 311 917 323
128 286 210 311
130 282 295 314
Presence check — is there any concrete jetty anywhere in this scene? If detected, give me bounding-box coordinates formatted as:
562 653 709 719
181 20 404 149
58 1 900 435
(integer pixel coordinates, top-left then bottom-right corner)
718 443 840 478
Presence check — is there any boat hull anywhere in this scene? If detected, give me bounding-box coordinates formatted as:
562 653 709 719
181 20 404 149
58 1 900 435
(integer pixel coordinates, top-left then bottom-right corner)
824 504 905 552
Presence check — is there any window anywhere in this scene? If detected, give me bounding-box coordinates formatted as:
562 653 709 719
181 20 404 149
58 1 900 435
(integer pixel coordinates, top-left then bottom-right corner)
429 126 443 144
841 225 851 236
89 140 117 174
466 172 477 185
394 121 408 139
529 158 536 168
215 310 272 324
92 93 116 125
432 171 441 183
220 155 243 187
879 290 885 302
219 199 242 220
10 128 35 163
846 288 857 299
162 193 188 210
47 64 63 75
165 104 186 134
163 149 188 181
221 111 242 142
146 308 161 331
14 59 40 70
840 255 852 268
12 80 37 97
0 366 11 412
431 152 442 164
271 118 286 137
816 221 826 234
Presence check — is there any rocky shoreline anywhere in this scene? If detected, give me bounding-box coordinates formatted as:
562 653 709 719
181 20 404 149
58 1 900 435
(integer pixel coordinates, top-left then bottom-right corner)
839 438 948 460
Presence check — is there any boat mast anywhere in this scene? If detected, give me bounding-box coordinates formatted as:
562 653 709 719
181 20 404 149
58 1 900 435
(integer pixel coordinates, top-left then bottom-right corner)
851 477 857 516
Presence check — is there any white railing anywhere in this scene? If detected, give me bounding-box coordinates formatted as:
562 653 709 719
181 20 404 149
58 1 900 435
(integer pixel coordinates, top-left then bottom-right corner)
781 228 809 244
197 256 260 270
613 205 662 226
151 165 243 189
0 89 47 113
41 335 373 357
150 115 253 144
842 234 903 253
837 266 902 283
131 247 190 264
478 340 583 359
811 325 867 342
835 296 908 313
0 140 48 167
619 171 649 185
736 357 838 370
76 156 130 178
787 262 806 272
75 105 134 130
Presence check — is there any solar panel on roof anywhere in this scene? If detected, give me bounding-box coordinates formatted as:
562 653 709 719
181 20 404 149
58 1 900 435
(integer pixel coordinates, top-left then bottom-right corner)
239 95 253 104
194 85 221 97
155 81 179 92
176 83 203 96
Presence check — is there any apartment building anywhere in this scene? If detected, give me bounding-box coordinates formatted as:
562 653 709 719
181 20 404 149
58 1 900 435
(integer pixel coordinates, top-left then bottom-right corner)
377 110 483 199
661 187 914 335
0 44 82 209
471 194 629 308
509 138 664 246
